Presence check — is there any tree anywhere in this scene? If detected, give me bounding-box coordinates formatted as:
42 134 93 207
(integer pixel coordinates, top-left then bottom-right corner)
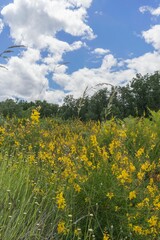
0 99 23 118
58 95 78 119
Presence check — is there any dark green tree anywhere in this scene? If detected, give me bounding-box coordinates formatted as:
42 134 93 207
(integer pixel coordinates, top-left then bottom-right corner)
58 95 78 120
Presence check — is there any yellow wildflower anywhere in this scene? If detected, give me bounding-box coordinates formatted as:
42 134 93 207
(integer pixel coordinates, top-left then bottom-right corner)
153 196 160 210
141 161 150 171
57 221 67 234
135 148 144 158
129 190 136 200
129 163 136 172
117 169 131 184
74 183 81 193
148 215 158 227
106 192 114 200
0 127 5 134
109 139 121 155
31 109 40 124
137 171 145 181
115 206 120 212
103 232 110 240
56 191 66 209
90 135 98 147
133 225 143 234
118 129 127 138
74 228 81 236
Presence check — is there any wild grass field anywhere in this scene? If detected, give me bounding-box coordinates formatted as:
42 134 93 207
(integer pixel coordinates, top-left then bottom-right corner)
0 109 160 240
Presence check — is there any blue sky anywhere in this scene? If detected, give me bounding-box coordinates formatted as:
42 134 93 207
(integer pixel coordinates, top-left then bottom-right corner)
0 0 160 103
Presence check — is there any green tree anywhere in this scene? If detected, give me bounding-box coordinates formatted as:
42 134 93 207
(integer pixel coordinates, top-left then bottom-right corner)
0 99 23 118
59 95 78 119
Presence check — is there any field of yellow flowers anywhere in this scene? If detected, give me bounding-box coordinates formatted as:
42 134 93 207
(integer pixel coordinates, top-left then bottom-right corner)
0 109 160 240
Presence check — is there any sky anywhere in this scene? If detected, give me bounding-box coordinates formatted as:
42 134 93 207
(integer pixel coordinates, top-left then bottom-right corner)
0 0 160 104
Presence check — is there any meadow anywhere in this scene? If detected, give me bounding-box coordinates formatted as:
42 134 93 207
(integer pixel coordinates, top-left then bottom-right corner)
0 108 159 240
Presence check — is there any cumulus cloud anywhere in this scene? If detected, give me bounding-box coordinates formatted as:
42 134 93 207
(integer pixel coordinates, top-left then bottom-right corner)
0 48 48 101
52 49 160 99
125 51 160 75
53 52 135 98
92 48 110 56
1 0 94 70
139 5 160 51
139 5 160 16
0 0 95 102
1 0 95 48
42 90 66 104
142 25 160 50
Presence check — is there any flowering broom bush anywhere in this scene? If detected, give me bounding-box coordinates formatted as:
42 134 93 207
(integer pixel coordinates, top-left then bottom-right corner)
0 109 159 239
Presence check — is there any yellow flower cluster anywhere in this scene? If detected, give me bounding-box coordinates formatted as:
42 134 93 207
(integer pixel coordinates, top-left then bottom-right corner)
56 191 66 210
30 108 40 124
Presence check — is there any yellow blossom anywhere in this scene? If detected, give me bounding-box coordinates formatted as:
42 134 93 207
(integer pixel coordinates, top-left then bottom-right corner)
118 129 127 138
56 191 66 209
129 163 136 172
148 215 158 227
115 206 120 212
109 139 121 155
135 148 144 158
106 192 114 200
57 221 67 234
74 183 81 193
133 225 143 234
31 109 40 124
103 232 110 240
137 171 145 181
129 190 136 200
0 127 5 134
117 169 131 184
141 161 150 171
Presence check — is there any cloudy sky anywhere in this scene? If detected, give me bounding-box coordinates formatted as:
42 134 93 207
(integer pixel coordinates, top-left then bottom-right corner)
0 0 160 103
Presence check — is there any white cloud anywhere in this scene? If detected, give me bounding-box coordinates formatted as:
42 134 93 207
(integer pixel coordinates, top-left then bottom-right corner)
139 5 160 16
1 0 95 49
92 48 110 56
139 5 160 50
0 0 95 102
42 90 66 104
52 50 160 99
0 19 4 34
53 52 135 98
100 54 117 70
125 51 160 75
0 48 49 101
142 25 160 50
1 0 94 69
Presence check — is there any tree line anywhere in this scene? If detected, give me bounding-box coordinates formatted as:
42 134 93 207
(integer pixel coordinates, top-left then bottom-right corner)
0 71 160 121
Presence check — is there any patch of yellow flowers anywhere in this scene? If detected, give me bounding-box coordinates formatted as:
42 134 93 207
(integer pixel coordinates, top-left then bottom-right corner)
0 109 160 239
